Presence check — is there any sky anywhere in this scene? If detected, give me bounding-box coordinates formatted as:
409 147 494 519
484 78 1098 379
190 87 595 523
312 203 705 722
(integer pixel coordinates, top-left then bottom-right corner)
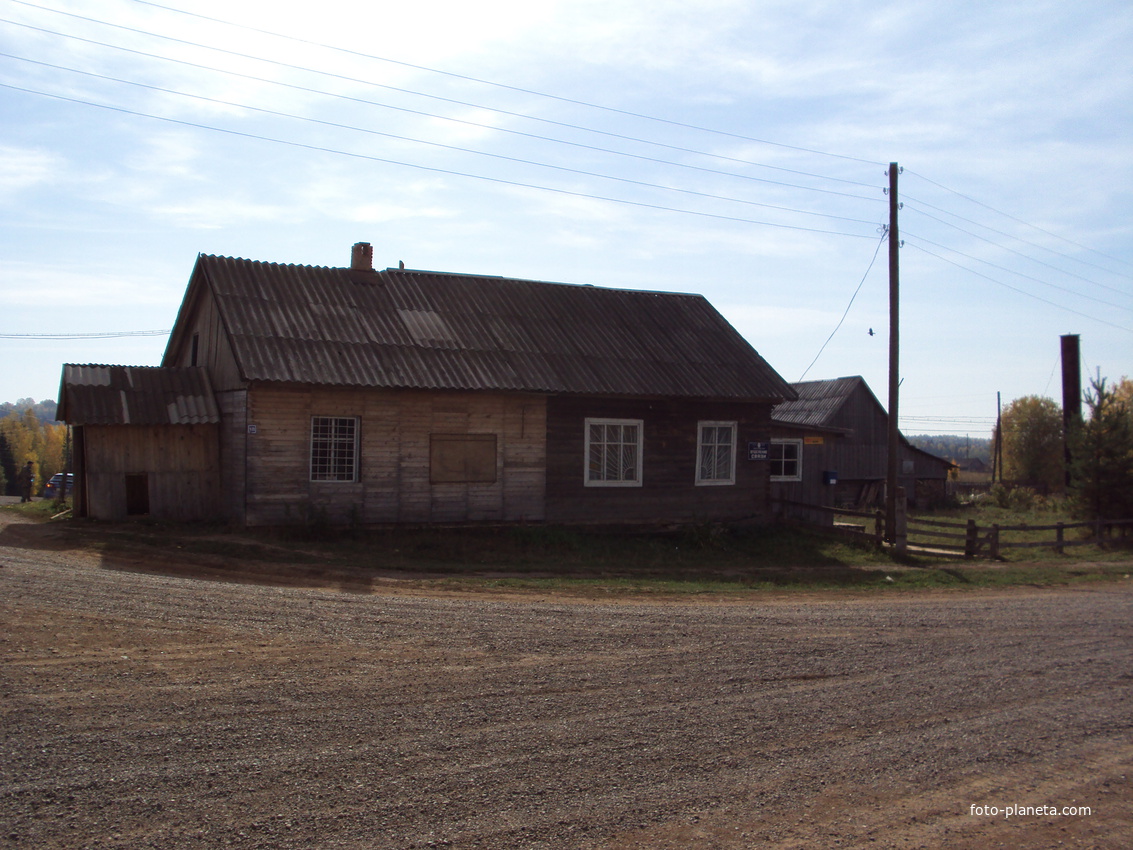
1 0 1130 437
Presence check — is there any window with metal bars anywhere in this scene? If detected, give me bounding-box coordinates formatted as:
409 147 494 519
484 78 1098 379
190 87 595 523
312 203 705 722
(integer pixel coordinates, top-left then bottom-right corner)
310 416 359 482
696 421 736 485
584 418 643 486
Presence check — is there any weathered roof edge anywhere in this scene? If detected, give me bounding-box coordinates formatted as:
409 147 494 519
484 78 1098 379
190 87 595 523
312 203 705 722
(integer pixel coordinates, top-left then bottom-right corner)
58 364 220 425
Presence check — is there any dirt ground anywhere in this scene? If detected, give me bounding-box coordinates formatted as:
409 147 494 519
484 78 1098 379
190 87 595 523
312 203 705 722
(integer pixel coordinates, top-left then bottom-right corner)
2 507 1131 849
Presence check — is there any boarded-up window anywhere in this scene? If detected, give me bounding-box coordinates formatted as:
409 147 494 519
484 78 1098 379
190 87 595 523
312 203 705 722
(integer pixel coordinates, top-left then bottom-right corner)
430 434 497 484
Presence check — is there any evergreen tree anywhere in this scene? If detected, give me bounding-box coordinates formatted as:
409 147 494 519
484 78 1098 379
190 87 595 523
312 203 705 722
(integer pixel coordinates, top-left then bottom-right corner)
1069 378 1133 522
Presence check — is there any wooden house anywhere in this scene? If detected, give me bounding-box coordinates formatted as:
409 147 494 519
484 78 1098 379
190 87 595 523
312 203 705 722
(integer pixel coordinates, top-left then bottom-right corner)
770 376 953 515
60 243 796 526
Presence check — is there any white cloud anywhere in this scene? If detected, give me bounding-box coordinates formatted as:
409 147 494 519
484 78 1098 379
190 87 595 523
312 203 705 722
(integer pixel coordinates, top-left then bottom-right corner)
0 261 178 307
0 146 61 195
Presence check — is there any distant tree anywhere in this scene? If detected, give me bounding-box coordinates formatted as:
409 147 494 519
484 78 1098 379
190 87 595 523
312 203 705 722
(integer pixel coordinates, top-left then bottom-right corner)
995 395 1064 492
906 435 992 465
0 412 37 496
0 398 59 423
1069 377 1133 522
0 406 66 496
1113 377 1133 409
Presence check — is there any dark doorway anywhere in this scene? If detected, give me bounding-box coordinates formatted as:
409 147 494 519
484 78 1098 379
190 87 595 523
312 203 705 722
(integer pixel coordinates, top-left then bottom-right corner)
125 473 150 516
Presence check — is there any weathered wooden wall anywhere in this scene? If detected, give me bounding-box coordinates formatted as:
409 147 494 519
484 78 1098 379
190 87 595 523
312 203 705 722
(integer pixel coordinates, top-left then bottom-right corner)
771 415 952 511
240 386 546 526
165 282 243 391
544 396 773 525
80 424 221 521
768 429 840 512
216 389 248 526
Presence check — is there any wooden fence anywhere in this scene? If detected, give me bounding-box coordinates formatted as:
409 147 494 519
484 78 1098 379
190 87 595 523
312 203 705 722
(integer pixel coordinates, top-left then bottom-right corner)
776 499 1132 560
908 516 1133 559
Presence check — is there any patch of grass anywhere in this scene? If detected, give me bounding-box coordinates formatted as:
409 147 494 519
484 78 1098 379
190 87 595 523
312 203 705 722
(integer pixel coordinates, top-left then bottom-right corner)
308 523 910 576
1 500 67 520
9 506 1131 595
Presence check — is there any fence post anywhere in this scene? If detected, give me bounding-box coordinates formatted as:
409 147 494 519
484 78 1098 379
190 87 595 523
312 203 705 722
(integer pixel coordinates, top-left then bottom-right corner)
894 487 907 553
964 519 978 559
989 524 1000 560
1055 522 1064 555
874 510 884 547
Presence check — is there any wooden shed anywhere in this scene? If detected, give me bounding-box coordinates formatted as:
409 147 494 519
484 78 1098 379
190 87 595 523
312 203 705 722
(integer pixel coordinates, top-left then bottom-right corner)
770 376 953 516
133 243 795 527
57 365 221 521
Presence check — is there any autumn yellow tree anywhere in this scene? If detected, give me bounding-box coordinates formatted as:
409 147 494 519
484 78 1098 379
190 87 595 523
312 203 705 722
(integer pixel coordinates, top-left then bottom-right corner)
995 395 1065 493
0 407 69 496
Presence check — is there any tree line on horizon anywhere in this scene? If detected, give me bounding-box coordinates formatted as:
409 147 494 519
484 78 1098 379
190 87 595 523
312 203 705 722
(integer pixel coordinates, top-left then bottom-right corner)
906 434 993 464
0 398 58 423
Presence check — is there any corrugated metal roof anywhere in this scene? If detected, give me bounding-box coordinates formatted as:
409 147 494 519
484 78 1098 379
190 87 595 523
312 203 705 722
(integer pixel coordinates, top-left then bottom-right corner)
771 376 865 428
58 365 219 425
190 256 796 401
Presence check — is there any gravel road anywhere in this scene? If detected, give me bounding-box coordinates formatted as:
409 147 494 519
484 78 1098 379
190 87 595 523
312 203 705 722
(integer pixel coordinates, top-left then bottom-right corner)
2 510 1131 849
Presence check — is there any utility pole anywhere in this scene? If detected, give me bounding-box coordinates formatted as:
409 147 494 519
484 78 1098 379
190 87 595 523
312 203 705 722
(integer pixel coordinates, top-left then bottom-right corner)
885 163 901 542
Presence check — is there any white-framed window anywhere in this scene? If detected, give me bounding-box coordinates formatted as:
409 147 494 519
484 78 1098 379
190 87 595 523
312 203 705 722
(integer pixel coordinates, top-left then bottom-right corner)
696 421 736 485
770 439 802 481
310 416 359 482
585 418 643 487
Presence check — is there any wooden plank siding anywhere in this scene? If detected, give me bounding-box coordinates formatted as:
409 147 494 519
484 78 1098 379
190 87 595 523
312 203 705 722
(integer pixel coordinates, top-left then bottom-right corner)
164 283 244 392
544 396 773 524
239 385 546 526
80 424 221 521
768 427 843 515
216 389 249 526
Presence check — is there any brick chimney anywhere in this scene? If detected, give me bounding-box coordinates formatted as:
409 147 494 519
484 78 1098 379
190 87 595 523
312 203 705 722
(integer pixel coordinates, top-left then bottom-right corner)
350 242 373 271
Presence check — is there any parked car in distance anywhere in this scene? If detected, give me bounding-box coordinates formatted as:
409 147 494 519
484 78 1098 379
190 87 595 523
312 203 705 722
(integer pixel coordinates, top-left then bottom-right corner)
44 472 74 498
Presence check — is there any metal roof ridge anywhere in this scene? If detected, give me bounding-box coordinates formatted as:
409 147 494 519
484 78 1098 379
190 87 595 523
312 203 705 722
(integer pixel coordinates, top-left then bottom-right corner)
380 267 702 298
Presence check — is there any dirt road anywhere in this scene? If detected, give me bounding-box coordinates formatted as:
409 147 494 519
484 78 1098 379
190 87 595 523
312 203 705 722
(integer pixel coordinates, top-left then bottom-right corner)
2 511 1131 848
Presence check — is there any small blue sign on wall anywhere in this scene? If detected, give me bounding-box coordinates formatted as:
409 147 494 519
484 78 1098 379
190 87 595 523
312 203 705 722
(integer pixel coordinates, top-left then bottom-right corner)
747 441 769 461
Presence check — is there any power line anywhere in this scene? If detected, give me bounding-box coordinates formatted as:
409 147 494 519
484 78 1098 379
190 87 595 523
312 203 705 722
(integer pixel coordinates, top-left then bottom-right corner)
3 0 1126 325
901 227 1133 314
904 168 1133 271
122 0 883 166
903 241 1133 333
903 204 1131 300
798 229 888 381
903 192 1131 285
0 330 169 339
3 5 885 194
0 81 881 240
0 17 887 204
0 51 884 228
